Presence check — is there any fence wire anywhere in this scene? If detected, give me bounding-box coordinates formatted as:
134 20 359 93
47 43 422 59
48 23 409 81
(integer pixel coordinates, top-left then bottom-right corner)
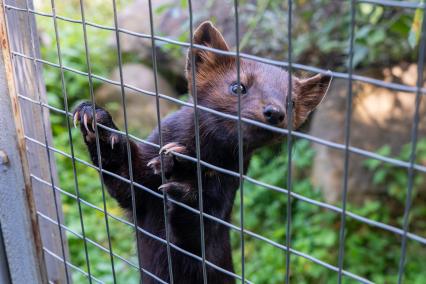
2 0 426 283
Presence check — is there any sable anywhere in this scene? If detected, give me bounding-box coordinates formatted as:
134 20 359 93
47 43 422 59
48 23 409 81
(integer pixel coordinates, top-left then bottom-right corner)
74 21 330 284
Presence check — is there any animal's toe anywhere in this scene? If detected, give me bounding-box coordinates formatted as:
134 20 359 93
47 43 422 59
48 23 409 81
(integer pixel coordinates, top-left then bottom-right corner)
158 182 191 197
159 142 186 155
147 157 161 175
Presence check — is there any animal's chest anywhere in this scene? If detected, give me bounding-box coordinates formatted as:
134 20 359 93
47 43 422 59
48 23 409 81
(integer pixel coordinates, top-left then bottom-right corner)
202 170 239 220
203 169 239 190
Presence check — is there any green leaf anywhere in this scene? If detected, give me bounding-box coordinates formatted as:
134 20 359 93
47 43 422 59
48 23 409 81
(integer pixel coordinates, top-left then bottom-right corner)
377 145 391 157
364 157 381 170
352 45 369 67
359 3 374 15
369 29 386 45
408 7 424 49
155 3 175 14
356 25 372 41
372 169 387 185
180 0 188 9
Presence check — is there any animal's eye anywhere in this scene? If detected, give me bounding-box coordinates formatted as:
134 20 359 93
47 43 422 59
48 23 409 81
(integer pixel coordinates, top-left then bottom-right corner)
229 82 247 95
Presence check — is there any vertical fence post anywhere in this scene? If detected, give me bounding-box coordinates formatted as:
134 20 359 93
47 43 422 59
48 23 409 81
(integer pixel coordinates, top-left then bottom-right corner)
1 0 70 283
0 224 12 284
0 2 47 283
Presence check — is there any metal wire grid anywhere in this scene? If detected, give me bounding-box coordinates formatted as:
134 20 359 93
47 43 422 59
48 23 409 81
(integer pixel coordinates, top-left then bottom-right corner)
2 0 426 283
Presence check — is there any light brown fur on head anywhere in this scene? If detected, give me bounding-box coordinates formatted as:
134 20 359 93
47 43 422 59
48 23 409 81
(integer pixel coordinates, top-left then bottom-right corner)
293 73 332 127
186 21 331 148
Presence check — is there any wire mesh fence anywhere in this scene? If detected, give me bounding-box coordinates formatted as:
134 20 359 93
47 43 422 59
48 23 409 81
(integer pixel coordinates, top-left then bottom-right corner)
1 0 426 283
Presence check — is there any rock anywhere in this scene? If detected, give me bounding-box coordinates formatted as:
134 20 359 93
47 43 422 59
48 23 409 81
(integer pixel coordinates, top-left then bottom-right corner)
115 0 172 59
95 63 179 137
114 0 251 75
309 64 426 204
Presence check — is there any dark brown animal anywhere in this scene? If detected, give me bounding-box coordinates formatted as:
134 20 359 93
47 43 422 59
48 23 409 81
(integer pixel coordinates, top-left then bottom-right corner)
74 21 330 284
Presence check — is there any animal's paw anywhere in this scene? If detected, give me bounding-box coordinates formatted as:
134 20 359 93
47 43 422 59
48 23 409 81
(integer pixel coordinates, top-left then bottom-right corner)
147 142 187 178
159 181 194 201
73 102 119 149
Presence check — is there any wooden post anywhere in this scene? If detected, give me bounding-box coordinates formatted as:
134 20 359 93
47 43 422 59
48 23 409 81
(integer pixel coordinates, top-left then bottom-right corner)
0 226 12 284
1 0 70 283
0 1 46 283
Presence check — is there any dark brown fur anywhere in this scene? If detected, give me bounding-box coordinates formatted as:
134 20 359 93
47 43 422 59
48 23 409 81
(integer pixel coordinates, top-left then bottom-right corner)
74 21 330 284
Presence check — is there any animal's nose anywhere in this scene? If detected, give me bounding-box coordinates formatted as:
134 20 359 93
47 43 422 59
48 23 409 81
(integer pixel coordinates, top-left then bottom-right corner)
263 105 285 125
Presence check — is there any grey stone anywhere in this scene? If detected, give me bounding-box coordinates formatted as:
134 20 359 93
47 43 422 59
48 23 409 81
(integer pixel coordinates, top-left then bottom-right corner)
95 63 179 137
114 0 250 74
309 64 426 203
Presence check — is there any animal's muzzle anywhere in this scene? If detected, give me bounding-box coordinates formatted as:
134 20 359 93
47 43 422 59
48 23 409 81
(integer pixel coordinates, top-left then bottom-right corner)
263 105 285 125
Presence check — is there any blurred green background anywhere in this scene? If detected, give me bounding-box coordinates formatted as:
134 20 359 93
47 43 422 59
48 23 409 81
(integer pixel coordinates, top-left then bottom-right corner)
32 0 426 283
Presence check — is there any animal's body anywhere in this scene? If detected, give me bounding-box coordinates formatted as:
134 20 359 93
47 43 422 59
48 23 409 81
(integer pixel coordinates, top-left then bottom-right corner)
74 21 330 284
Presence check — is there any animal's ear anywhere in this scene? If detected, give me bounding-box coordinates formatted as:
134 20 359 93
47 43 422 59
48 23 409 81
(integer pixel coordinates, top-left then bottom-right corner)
294 73 332 124
185 21 233 79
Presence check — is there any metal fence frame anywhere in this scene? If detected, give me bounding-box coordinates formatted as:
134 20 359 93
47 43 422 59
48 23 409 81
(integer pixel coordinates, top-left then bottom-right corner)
1 0 426 283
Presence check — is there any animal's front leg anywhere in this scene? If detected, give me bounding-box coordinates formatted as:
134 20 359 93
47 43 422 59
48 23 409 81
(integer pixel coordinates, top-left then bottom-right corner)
73 102 143 210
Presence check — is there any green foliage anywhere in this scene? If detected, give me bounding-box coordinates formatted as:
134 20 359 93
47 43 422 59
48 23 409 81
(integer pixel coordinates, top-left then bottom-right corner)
364 139 426 202
231 139 426 283
159 0 420 70
293 1 416 68
232 140 337 283
37 1 139 282
39 20 116 113
362 138 426 242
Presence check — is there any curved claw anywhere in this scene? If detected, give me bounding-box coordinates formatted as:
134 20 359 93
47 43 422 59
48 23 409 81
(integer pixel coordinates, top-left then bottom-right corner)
83 113 91 133
110 135 117 150
158 182 192 199
159 142 185 155
73 112 79 128
158 184 168 191
147 157 161 175
147 159 156 167
159 182 187 192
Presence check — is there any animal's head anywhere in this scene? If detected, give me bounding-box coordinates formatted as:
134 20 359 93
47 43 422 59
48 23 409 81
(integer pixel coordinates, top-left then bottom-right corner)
186 21 331 149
